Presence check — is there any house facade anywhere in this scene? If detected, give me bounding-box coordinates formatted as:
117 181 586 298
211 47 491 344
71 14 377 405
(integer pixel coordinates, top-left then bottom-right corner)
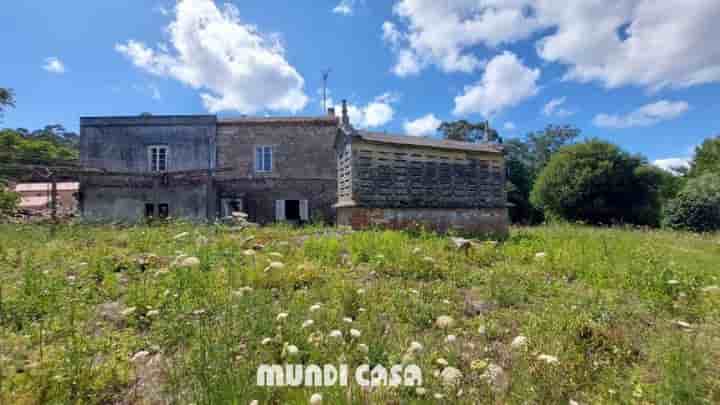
79 113 338 223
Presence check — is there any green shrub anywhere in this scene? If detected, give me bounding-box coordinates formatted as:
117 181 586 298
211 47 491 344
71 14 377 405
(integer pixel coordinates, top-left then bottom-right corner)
0 185 20 215
663 173 720 233
531 139 662 226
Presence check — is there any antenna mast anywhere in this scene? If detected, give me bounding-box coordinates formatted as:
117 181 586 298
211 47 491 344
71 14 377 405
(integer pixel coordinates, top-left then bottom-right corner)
322 69 331 113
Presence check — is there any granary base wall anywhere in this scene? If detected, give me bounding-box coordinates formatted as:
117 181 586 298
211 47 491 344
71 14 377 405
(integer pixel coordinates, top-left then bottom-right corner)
337 206 509 237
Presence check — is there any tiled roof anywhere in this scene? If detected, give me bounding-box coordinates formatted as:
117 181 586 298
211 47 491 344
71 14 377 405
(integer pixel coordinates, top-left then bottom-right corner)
355 131 503 153
218 116 339 125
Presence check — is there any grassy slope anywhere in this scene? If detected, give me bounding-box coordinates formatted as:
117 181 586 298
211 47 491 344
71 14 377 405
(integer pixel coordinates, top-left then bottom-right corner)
0 223 718 404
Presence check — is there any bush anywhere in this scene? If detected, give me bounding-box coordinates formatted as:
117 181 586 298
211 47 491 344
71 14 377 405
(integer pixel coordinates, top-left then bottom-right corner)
0 185 20 215
663 173 720 232
530 139 662 225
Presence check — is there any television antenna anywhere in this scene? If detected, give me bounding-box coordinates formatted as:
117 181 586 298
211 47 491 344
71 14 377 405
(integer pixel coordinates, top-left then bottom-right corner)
322 69 332 113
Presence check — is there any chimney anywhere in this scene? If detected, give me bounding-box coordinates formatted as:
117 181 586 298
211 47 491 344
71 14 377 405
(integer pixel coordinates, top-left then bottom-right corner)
327 107 335 117
341 99 350 127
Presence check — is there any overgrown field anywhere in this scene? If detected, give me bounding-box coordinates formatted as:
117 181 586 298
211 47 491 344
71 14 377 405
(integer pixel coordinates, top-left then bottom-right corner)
1 222 719 404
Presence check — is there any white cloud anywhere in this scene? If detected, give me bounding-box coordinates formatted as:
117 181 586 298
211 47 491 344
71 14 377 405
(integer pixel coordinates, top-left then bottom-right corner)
653 157 691 174
404 114 441 136
384 1 720 90
383 0 540 75
116 0 308 114
43 57 66 74
154 4 170 16
542 97 574 117
335 93 398 128
453 51 540 117
503 122 516 131
593 100 689 128
133 83 162 101
332 0 355 16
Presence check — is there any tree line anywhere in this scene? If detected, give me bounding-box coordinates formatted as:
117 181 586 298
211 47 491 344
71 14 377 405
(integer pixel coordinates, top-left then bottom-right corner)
438 120 720 233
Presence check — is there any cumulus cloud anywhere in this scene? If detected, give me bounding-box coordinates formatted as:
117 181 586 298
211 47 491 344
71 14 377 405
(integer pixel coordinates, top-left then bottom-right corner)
593 100 689 128
453 51 540 117
404 114 441 136
503 122 516 131
332 0 356 16
335 93 398 128
653 157 691 174
542 97 574 117
384 0 720 90
43 57 66 74
383 0 539 75
116 0 308 114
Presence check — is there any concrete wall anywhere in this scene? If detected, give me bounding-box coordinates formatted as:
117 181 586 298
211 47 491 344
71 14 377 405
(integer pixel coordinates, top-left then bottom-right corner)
216 118 338 223
347 140 506 209
80 115 215 222
337 206 509 237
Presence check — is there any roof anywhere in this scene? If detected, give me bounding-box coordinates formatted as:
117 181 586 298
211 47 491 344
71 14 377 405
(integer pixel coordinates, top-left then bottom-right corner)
15 182 79 192
354 131 503 153
80 115 217 127
218 116 339 125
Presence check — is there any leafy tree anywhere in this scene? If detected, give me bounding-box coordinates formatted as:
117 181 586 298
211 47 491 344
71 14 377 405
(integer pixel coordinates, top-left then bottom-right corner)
0 127 79 164
531 139 663 226
504 125 580 224
688 136 720 178
439 120 501 143
0 87 15 122
664 172 720 232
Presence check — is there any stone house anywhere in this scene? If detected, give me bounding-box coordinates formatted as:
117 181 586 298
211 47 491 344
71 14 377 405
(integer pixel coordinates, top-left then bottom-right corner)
334 117 508 236
14 182 79 214
79 113 337 223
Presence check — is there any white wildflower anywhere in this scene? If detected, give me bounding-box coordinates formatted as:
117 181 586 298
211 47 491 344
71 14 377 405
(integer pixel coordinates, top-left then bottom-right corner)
446 334 457 343
264 261 285 272
667 279 680 285
537 354 559 364
343 317 353 323
535 252 547 259
357 343 369 353
309 304 322 312
309 393 323 405
329 330 343 339
302 319 315 328
242 249 256 256
435 315 455 329
285 344 299 356
415 387 426 395
436 358 448 367
350 329 361 338
408 341 424 353
510 335 528 350
261 337 272 345
356 288 366 295
276 313 289 321
146 309 160 317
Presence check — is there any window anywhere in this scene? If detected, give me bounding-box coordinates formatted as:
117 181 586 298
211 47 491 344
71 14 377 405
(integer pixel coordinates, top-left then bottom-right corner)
148 146 169 172
158 204 169 219
145 203 155 218
255 146 273 173
275 200 309 222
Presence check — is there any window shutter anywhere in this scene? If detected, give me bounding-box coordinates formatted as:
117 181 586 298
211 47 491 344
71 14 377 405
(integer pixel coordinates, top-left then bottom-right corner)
300 200 309 221
275 200 285 221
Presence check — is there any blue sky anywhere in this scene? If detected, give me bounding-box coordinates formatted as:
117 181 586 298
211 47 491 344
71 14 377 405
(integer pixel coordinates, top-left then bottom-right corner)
2 0 719 169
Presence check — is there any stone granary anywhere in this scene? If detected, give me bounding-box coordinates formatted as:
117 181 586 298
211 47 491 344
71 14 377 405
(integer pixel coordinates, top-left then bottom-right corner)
79 114 337 223
334 113 508 236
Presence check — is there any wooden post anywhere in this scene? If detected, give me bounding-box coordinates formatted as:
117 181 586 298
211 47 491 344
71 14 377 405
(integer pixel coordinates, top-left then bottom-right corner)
50 177 57 221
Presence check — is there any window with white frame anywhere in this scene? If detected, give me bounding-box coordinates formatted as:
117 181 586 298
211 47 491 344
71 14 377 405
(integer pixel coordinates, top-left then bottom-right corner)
148 146 169 172
255 146 273 173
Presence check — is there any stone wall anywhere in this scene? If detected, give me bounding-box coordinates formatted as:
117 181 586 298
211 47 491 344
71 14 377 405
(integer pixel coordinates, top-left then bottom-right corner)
79 116 216 221
337 206 509 237
216 119 338 223
348 140 505 209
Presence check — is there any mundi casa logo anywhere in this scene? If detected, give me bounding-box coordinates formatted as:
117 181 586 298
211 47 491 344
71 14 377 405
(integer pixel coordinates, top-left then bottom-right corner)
257 364 423 387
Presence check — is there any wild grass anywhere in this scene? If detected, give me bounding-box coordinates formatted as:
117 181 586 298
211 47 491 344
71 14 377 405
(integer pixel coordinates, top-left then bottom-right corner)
0 222 718 404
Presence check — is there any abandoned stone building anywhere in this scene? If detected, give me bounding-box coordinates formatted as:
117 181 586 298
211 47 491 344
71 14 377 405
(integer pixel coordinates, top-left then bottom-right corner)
79 102 508 235
79 114 337 223
334 123 508 236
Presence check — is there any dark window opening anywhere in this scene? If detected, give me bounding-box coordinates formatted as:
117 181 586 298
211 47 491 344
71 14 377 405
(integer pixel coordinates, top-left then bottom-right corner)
285 200 300 221
145 203 155 218
158 204 169 219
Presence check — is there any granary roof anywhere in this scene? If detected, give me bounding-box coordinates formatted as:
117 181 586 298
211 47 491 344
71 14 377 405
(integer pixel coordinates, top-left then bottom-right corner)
354 131 503 153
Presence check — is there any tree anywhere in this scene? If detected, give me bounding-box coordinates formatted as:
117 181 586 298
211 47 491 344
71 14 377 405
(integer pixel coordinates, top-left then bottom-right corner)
664 172 720 232
439 120 501 143
0 87 15 122
504 125 580 224
531 139 663 226
688 136 720 178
